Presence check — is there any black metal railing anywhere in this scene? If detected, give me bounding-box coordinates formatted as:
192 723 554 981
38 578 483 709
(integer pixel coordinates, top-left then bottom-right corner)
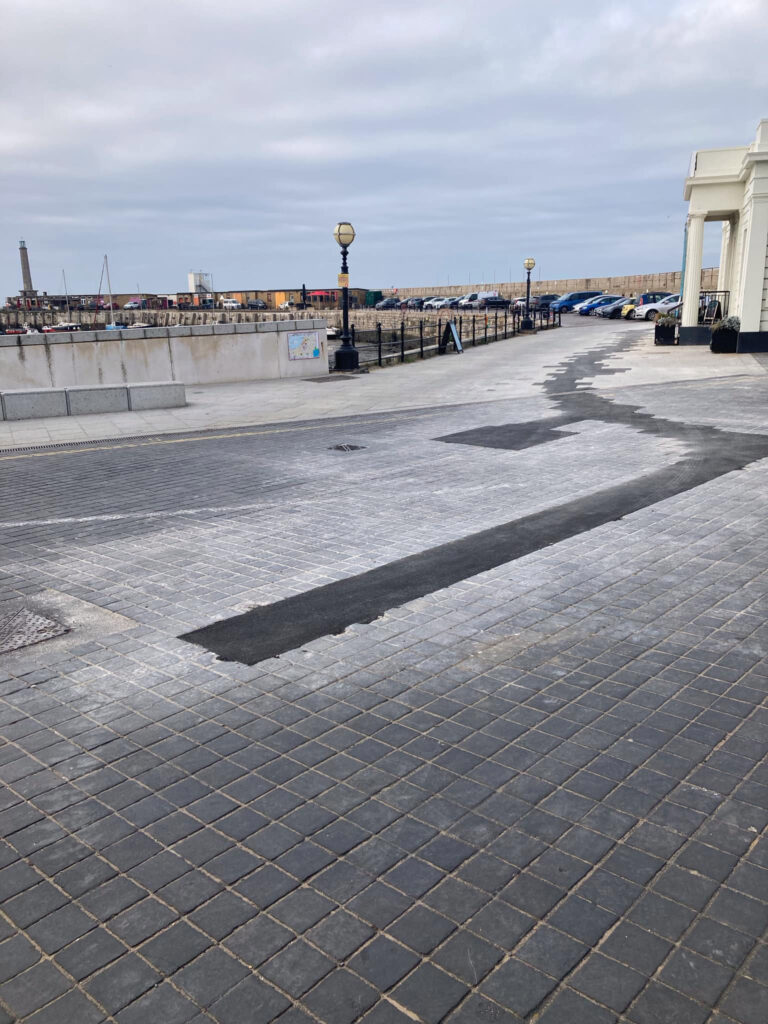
336 308 561 368
698 290 730 322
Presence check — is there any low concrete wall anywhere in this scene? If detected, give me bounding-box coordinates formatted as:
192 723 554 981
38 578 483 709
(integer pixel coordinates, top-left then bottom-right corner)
0 320 328 390
0 382 187 421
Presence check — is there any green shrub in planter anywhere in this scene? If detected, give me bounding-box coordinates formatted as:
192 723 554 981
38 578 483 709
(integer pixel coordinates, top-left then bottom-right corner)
710 315 740 353
654 314 677 345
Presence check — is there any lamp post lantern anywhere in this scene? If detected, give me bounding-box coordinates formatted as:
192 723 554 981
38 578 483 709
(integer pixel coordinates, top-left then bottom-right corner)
333 221 358 371
522 257 536 330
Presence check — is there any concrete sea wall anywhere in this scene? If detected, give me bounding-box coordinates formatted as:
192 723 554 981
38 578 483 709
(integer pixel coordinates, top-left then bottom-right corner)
0 320 329 391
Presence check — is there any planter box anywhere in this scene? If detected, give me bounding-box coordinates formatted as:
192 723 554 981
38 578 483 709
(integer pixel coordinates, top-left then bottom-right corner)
654 324 676 345
710 329 739 354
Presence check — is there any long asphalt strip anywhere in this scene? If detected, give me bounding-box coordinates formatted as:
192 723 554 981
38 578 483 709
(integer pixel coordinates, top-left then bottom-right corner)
180 335 768 665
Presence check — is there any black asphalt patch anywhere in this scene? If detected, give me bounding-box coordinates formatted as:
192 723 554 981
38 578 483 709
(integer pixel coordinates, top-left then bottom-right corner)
437 417 576 451
181 334 768 664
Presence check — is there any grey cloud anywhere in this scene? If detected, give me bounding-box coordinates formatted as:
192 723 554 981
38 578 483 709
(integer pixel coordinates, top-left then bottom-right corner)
1 0 766 294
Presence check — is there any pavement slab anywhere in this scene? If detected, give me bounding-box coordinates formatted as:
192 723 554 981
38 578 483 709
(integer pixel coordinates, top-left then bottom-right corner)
1 318 768 1023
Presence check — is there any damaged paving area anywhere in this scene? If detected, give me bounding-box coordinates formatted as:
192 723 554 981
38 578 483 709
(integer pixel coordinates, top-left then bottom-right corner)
1 319 768 1024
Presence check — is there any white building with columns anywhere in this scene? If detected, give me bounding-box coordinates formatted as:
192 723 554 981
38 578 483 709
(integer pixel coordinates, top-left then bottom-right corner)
682 119 768 349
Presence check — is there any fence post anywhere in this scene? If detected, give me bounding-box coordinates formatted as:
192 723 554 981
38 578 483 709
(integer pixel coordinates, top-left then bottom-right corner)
419 319 424 358
351 323 356 345
438 317 442 351
472 316 476 346
484 315 488 344
377 322 382 367
504 310 507 336
458 316 463 343
400 321 405 362
494 312 498 340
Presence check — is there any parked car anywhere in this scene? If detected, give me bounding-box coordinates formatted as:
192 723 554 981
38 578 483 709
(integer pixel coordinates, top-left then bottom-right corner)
628 291 672 319
458 291 499 309
578 294 624 316
529 294 560 311
632 293 680 320
123 300 142 310
596 297 629 318
374 297 401 310
247 299 267 310
221 299 242 309
405 297 425 309
423 296 447 310
480 295 511 309
550 291 603 313
622 299 637 319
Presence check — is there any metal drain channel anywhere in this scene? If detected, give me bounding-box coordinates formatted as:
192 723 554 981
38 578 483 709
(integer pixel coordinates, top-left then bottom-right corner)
0 608 69 655
329 444 366 452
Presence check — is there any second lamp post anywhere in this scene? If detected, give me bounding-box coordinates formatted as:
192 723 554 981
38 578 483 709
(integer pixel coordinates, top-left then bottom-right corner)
333 221 358 371
522 257 536 330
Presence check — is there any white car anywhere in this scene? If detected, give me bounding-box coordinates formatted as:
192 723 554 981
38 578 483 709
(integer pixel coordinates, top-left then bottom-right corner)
423 296 445 309
123 300 142 309
221 299 242 309
632 293 682 320
572 296 602 313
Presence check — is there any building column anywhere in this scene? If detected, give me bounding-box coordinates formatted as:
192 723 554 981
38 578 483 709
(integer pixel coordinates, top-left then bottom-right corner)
717 220 731 292
737 198 768 332
681 213 705 327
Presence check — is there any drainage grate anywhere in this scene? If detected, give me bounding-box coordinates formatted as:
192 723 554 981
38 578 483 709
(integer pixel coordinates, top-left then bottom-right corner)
329 443 366 452
0 608 69 655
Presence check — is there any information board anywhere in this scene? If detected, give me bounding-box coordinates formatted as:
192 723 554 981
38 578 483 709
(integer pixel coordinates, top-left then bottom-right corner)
439 321 463 354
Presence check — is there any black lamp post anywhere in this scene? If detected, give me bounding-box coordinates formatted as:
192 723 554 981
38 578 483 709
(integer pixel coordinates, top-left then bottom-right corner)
333 221 358 371
522 257 535 330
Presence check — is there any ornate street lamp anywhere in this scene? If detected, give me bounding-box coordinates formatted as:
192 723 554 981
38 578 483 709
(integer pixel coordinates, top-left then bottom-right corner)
333 221 358 371
522 257 536 330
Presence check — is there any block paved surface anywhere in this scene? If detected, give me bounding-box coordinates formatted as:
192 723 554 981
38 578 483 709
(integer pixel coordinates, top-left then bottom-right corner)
1 318 768 1023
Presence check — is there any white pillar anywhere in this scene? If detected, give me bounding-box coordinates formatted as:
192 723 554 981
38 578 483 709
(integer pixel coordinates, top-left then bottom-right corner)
737 199 768 332
682 213 705 327
717 221 731 292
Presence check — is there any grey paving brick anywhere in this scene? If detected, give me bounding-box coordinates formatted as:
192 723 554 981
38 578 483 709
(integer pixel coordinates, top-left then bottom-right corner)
173 947 249 1006
0 961 71 1018
84 953 162 1014
478 957 556 1016
223 916 294 967
306 909 374 960
259 939 334 997
719 976 768 1024
208 975 290 1024
140 921 211 973
115 982 199 1024
391 962 469 1023
23 990 106 1024
570 953 647 1012
349 935 419 990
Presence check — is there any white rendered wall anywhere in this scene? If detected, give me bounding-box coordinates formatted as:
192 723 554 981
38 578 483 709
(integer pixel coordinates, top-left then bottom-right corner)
0 321 329 391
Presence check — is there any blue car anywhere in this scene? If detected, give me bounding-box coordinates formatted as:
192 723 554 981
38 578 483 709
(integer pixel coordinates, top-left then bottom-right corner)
550 290 603 313
578 294 624 316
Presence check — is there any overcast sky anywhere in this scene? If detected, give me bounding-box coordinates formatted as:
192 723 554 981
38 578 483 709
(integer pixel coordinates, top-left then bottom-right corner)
2 0 767 295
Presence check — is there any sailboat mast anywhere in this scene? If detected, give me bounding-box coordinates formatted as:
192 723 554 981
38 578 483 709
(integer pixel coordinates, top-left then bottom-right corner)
62 270 70 319
104 255 114 321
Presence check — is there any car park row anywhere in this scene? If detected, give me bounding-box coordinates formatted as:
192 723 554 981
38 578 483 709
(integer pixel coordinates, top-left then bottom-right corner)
378 289 682 320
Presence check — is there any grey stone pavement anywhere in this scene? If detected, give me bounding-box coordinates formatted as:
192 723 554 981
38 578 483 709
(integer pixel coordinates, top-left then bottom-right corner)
1 318 768 1023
